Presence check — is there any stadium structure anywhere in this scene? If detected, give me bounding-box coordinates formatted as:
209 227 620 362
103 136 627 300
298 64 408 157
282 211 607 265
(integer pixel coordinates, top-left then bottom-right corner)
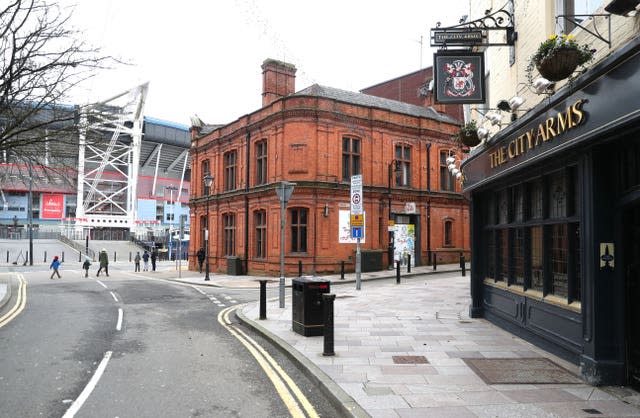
0 84 191 254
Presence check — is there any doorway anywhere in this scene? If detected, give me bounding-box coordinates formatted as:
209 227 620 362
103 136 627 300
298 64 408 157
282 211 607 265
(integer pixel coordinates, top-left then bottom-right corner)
623 204 640 389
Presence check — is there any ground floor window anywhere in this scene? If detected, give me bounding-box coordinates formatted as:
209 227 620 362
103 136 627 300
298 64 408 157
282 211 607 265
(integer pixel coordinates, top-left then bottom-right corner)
223 213 236 256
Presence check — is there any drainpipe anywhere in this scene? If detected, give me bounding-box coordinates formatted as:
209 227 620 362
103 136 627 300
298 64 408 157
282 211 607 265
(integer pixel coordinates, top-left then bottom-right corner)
244 128 250 274
426 143 432 264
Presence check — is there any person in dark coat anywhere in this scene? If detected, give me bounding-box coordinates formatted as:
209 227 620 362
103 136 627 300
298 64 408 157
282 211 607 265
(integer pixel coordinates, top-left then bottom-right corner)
97 248 109 277
50 255 62 279
134 251 141 272
151 248 157 271
142 250 150 271
82 257 91 278
196 247 205 273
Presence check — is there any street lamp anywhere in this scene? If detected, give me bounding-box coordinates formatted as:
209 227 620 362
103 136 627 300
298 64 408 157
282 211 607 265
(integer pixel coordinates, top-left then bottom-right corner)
203 174 214 281
166 185 177 262
387 160 402 268
276 181 296 308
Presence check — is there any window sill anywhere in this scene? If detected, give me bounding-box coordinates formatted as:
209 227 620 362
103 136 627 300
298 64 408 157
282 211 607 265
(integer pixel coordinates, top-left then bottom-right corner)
483 279 581 312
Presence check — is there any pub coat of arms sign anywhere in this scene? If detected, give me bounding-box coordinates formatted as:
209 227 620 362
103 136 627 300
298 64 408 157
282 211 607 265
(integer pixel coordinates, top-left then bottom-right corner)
433 51 486 104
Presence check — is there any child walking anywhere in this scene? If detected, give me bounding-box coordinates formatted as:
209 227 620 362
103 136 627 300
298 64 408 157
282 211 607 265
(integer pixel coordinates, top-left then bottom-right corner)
50 256 62 279
82 257 91 278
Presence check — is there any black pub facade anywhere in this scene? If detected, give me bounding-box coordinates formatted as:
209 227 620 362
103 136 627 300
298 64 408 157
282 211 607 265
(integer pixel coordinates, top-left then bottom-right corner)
462 37 640 387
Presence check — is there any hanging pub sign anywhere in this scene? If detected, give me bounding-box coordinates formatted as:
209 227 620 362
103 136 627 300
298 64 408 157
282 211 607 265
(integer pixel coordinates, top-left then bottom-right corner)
431 29 484 46
433 51 486 104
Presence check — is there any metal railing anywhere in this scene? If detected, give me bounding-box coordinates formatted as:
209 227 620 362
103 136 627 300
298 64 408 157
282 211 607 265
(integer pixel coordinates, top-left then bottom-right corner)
59 235 95 260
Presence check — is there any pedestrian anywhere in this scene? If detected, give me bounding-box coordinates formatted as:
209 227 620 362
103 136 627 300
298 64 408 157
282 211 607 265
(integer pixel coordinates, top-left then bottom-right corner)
97 248 109 277
49 255 62 279
134 251 141 272
82 256 91 278
142 250 150 271
197 247 205 273
151 248 157 271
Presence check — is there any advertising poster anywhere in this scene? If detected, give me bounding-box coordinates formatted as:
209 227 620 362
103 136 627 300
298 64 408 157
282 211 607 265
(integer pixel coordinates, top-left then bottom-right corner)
41 194 65 219
394 224 415 266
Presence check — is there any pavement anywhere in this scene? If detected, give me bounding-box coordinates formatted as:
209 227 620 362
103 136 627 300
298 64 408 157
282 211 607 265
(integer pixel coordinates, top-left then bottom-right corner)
3 263 640 417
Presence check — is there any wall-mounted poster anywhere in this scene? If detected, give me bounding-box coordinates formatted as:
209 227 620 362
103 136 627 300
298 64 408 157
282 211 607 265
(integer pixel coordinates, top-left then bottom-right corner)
41 194 65 219
433 51 486 104
394 224 415 267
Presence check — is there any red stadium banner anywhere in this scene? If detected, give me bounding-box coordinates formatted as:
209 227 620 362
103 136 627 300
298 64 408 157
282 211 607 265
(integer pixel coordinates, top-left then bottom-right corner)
41 194 65 219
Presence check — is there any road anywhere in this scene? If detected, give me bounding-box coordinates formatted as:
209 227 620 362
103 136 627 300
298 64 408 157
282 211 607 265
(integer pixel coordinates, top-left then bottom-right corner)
0 266 341 417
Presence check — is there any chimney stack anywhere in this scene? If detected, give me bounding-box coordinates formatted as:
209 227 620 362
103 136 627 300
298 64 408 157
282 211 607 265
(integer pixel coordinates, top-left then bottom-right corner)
262 59 296 107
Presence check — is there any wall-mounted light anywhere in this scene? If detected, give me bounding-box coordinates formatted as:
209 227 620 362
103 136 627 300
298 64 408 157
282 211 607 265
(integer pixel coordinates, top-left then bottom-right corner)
508 96 526 111
533 77 554 94
323 203 329 217
487 111 503 126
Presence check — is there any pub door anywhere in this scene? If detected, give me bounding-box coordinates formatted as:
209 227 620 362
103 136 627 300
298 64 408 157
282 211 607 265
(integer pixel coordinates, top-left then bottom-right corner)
623 204 640 389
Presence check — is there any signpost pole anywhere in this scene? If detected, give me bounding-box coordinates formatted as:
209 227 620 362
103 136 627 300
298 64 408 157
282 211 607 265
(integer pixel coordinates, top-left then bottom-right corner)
350 174 363 290
356 237 361 290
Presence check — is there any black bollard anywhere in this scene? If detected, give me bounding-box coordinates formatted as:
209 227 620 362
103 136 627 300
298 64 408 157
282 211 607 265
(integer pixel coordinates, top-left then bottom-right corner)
433 253 437 271
61 252 64 263
129 252 132 262
78 252 81 262
407 254 411 273
6 251 8 263
114 252 116 262
298 260 302 277
396 261 401 284
340 261 345 280
258 280 268 320
322 294 336 356
44 251 47 263
462 255 466 277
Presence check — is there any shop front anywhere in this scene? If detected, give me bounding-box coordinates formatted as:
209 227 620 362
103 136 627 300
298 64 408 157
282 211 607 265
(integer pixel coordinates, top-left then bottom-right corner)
462 38 640 386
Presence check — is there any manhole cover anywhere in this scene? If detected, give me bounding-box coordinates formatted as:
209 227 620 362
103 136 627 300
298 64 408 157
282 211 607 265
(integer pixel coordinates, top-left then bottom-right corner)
392 355 429 364
462 358 582 384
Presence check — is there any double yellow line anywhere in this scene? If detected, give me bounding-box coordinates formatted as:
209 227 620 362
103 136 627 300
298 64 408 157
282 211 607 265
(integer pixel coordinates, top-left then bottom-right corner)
218 306 319 418
0 274 27 329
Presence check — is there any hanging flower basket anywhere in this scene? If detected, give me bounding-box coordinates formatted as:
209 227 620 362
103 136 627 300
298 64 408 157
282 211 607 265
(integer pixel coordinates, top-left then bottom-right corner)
535 48 581 82
459 130 480 147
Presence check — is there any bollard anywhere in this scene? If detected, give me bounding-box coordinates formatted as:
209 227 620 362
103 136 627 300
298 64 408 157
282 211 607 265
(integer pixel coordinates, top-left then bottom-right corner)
258 280 268 320
44 251 47 263
396 261 401 284
78 252 81 262
298 260 302 277
114 252 117 262
462 255 466 277
62 252 64 263
460 252 464 269
6 251 8 263
340 261 345 280
129 252 132 262
433 253 437 271
407 254 411 273
322 294 336 356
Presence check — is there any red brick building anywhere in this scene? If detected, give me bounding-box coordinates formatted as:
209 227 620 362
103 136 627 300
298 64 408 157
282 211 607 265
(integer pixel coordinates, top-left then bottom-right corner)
189 59 469 276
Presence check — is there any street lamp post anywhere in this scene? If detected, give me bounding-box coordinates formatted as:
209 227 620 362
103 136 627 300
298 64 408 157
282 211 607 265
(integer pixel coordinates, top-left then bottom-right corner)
276 181 296 308
167 186 177 262
203 174 214 281
387 160 401 269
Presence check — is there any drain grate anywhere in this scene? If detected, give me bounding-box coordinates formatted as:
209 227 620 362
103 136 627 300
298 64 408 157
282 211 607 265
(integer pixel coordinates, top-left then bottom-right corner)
462 358 582 384
582 409 602 415
392 355 429 364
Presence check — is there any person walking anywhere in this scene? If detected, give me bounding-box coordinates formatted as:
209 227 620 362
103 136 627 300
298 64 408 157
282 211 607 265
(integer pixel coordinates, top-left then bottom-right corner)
97 248 109 277
134 251 141 272
196 247 205 273
151 248 157 271
142 250 150 271
82 256 91 278
50 255 62 279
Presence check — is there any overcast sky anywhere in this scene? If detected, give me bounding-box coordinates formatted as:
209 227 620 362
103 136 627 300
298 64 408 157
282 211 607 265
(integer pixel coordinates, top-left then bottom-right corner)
64 1 470 126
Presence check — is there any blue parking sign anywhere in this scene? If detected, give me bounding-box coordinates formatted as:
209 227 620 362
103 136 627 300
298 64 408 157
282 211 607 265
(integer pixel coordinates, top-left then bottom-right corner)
351 227 362 239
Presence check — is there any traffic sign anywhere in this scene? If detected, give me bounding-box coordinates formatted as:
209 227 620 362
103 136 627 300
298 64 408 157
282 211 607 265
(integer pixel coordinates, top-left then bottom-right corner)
350 174 363 215
350 213 364 227
351 226 363 239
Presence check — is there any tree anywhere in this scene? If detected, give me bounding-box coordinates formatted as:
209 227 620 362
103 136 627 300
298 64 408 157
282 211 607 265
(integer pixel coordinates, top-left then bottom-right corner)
0 0 118 185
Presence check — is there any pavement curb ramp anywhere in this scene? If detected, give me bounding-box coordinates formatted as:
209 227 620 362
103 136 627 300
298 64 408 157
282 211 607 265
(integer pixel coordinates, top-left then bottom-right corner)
235 306 371 418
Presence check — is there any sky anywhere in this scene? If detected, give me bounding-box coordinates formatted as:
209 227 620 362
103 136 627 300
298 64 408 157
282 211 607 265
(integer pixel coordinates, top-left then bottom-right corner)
63 1 471 126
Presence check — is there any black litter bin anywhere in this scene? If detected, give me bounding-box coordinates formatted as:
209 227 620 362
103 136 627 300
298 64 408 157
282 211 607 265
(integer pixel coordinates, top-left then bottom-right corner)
292 277 331 336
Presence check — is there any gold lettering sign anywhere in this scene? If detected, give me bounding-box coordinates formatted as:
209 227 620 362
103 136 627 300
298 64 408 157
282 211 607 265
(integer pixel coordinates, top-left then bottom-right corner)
489 99 586 169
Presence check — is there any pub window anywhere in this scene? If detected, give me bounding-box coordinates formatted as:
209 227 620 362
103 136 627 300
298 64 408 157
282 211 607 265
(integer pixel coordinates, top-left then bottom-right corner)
512 186 524 222
444 220 453 246
202 159 210 195
223 213 236 256
513 228 525 286
549 173 567 218
395 144 411 187
290 207 308 253
497 229 508 282
530 225 544 292
224 151 237 192
342 136 361 181
498 189 509 224
201 214 208 251
256 140 267 185
528 178 544 220
255 210 266 258
486 230 496 279
440 151 454 191
485 193 497 225
551 223 569 298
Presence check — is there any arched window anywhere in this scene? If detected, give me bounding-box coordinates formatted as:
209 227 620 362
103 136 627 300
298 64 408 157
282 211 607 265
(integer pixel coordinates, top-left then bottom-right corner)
444 219 453 247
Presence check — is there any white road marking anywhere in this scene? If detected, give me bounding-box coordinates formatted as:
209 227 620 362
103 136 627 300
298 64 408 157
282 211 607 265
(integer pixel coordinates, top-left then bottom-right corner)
190 285 207 295
62 351 112 418
109 291 118 302
95 280 108 289
116 308 123 331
